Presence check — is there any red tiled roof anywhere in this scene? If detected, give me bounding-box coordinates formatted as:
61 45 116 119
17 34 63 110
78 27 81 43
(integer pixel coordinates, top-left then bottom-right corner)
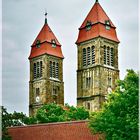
76 2 119 44
29 42 64 59
32 23 61 46
80 2 115 29
29 23 64 59
8 121 101 140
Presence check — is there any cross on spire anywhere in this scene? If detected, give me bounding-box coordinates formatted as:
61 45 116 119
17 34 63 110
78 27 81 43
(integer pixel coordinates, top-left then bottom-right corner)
96 0 99 3
45 11 48 24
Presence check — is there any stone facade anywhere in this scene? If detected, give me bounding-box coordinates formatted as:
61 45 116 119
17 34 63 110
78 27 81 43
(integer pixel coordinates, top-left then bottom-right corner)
29 54 64 116
77 37 119 111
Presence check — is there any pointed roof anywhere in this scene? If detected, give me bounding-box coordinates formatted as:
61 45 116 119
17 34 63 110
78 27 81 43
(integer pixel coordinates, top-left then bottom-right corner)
29 18 64 59
80 2 115 29
76 1 119 44
32 23 61 46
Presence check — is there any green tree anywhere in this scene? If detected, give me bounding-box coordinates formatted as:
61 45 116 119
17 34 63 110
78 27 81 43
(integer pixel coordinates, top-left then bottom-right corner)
89 70 139 140
1 107 11 140
1 106 29 140
36 103 65 123
64 104 89 121
36 103 89 123
23 116 37 125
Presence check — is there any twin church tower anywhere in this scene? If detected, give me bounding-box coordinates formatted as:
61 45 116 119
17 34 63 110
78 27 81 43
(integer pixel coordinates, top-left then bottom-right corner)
29 1 119 116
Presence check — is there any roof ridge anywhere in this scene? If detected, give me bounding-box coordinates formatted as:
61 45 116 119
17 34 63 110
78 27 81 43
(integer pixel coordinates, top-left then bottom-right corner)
96 3 99 22
8 120 89 129
96 3 100 35
98 2 115 27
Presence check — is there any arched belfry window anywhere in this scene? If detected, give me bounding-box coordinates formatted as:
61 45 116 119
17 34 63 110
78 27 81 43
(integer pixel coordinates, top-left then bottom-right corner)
33 61 43 79
92 46 95 64
50 61 53 78
52 62 55 78
33 63 36 79
104 46 107 65
107 47 110 65
110 48 114 66
40 61 42 77
50 61 59 79
87 47 90 66
37 62 40 78
83 48 86 66
104 46 114 67
56 63 59 79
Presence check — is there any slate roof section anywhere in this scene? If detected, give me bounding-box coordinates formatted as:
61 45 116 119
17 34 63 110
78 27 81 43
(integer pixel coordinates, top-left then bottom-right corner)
76 2 119 44
8 121 101 140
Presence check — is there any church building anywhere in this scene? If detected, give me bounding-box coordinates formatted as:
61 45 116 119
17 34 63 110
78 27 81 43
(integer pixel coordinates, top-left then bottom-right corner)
76 0 120 111
28 14 64 116
28 0 120 115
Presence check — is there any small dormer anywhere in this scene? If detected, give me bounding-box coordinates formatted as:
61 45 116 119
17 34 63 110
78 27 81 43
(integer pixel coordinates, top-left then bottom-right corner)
51 39 56 48
105 20 110 30
36 40 40 48
86 21 92 31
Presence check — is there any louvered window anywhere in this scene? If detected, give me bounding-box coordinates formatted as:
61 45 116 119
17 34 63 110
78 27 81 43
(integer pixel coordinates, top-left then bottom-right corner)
52 62 55 78
50 61 59 79
40 61 42 77
83 48 86 66
107 47 110 65
33 63 36 79
37 62 40 78
56 63 59 79
49 61 52 77
92 46 95 64
111 48 114 66
104 46 107 65
87 47 90 66
33 61 43 79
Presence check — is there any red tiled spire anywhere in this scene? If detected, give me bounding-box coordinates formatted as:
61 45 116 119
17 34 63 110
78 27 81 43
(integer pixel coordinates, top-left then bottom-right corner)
29 15 64 59
76 1 119 44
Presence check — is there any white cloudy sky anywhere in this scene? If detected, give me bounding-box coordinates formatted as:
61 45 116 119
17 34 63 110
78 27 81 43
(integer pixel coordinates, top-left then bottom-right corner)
2 0 138 115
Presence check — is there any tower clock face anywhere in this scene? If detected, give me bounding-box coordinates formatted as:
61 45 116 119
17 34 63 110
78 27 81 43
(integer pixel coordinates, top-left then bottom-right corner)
35 96 40 103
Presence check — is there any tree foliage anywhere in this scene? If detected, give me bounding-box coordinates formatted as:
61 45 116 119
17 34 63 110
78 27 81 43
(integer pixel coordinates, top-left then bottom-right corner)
36 103 65 123
1 107 27 140
36 103 89 123
89 70 139 140
2 103 89 136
